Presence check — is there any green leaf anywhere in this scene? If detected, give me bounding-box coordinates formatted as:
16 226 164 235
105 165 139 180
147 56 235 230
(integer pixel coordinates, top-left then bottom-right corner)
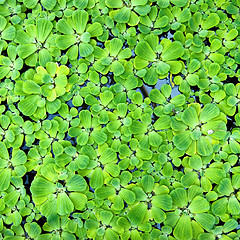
177 8 191 22
202 13 220 30
100 91 114 106
228 196 240 215
18 95 40 116
156 61 170 75
79 43 93 57
106 0 123 8
95 187 115 199
170 94 186 106
86 22 103 37
170 0 187 7
135 41 156 61
23 80 41 94
56 35 77 50
91 131 107 145
2 26 16 41
154 115 171 130
108 40 124 57
149 131 162 147
129 120 147 134
152 206 166 223
141 175 155 193
170 188 188 208
212 197 228 216
41 0 56 10
173 130 192 151
73 0 88 9
149 89 166 104
25 222 41 238
181 107 199 129
0 169 10 191
30 177 55 196
17 44 37 59
11 149 27 166
152 195 172 211
143 67 158 85
205 168 225 184
4 191 20 207
226 3 239 14
189 196 210 213
0 16 7 32
113 6 131 23
52 141 63 157
197 136 213 156
75 155 89 169
111 61 125 76
112 195 124 211
134 56 148 69
119 189 136 205
99 148 117 164
194 213 215 231
223 219 238 233
90 168 103 189
39 49 52 67
57 192 74 215
173 215 192 240
217 178 233 196
72 95 83 107
128 202 147 226
36 18 53 43
189 155 202 170
0 66 10 80
105 228 119 240
57 19 74 35
226 29 238 41
69 192 87 210
79 110 91 128
67 175 87 192
181 172 198 188
161 41 184 61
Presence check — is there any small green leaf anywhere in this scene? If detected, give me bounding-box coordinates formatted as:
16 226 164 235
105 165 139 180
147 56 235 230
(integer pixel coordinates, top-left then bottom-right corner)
17 44 37 59
173 131 192 151
30 177 55 197
197 136 213 156
173 215 192 240
161 41 184 61
56 35 77 50
67 175 87 192
170 188 188 208
128 202 147 226
141 175 155 193
0 169 10 191
181 107 199 129
57 192 74 215
217 178 233 196
194 213 215 231
99 148 117 164
36 18 53 43
95 187 115 199
18 95 40 116
189 196 210 213
135 41 156 61
202 13 220 30
152 195 172 211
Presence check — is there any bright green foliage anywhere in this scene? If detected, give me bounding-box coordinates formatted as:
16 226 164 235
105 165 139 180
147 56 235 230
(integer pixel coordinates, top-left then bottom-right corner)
0 0 239 238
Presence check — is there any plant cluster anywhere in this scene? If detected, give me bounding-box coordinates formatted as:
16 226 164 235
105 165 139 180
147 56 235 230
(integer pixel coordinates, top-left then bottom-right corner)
0 0 240 239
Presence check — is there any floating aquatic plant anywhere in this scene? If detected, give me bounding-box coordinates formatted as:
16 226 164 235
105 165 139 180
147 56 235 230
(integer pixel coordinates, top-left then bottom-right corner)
0 0 240 239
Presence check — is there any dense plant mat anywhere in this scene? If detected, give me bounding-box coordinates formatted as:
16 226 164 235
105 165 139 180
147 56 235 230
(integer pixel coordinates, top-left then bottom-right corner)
0 0 240 239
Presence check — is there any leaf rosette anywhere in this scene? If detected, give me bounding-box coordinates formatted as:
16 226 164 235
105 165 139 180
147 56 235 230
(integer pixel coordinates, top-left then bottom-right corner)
30 173 88 217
